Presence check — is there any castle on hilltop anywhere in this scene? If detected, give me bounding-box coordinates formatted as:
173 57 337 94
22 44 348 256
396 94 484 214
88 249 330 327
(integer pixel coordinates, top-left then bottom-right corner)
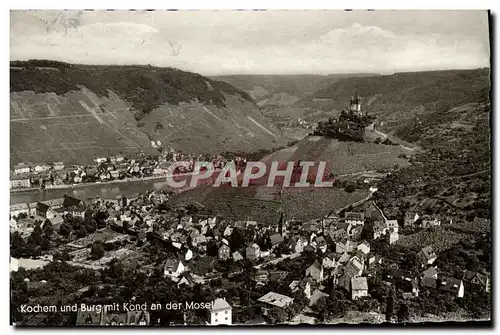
348 92 367 116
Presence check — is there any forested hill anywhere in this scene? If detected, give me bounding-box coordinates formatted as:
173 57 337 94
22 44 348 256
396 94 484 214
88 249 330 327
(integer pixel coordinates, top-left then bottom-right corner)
305 68 490 133
10 60 290 166
10 60 254 120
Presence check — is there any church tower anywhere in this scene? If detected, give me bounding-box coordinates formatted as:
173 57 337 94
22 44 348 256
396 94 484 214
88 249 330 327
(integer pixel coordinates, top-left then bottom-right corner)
349 92 361 114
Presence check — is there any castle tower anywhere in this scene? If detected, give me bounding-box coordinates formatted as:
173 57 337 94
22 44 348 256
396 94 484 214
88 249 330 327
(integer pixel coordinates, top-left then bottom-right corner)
349 92 361 113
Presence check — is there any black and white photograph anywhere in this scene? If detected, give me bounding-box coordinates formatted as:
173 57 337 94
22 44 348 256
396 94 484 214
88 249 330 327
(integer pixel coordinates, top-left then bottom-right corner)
8 8 492 327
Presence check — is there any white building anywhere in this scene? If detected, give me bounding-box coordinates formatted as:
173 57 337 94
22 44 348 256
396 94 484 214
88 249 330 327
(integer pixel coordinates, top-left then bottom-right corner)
208 299 232 325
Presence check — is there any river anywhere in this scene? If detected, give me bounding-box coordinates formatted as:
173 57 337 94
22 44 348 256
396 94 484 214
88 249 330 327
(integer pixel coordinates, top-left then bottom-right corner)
10 178 175 205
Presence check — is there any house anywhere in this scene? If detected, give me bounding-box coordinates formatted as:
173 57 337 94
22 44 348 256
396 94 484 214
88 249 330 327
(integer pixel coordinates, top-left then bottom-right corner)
218 244 231 261
400 279 419 299
36 202 54 219
208 298 232 325
420 277 437 289
421 216 441 228
322 255 336 269
417 246 437 267
309 289 329 307
329 228 347 240
14 163 31 174
125 311 150 325
53 161 65 171
94 157 107 164
257 292 294 312
306 260 324 283
183 249 193 262
390 269 415 282
34 164 50 173
246 243 261 261
351 277 369 300
62 195 83 209
254 270 269 283
316 236 327 253
110 170 120 179
373 221 388 239
68 204 87 218
387 230 399 244
345 212 365 226
289 277 311 299
462 270 490 293
10 176 31 189
223 226 233 237
335 239 350 253
177 272 196 287
422 267 438 279
386 220 399 233
349 226 363 239
404 211 421 226
163 258 186 279
367 254 382 267
440 277 465 298
232 251 244 262
357 241 370 255
347 256 364 276
289 236 306 254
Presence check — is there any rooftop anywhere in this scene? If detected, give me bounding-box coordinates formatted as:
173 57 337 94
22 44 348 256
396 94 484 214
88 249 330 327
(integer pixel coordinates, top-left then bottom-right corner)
258 292 294 308
210 298 232 312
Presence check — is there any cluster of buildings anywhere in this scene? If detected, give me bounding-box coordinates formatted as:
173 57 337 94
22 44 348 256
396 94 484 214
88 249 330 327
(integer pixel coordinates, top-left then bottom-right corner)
10 183 491 325
10 150 248 190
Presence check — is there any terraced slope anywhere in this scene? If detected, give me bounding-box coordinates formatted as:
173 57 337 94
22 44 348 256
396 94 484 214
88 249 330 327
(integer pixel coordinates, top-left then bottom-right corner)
10 86 156 166
10 61 289 165
139 95 288 155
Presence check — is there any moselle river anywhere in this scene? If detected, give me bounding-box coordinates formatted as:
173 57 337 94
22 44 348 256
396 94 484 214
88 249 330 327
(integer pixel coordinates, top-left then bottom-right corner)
10 178 175 205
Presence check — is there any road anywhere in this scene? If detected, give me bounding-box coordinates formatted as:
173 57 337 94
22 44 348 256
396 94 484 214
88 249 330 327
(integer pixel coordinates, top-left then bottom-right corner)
254 252 300 269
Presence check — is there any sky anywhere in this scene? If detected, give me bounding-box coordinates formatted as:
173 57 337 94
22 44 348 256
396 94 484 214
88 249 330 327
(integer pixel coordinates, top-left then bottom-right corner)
10 10 491 75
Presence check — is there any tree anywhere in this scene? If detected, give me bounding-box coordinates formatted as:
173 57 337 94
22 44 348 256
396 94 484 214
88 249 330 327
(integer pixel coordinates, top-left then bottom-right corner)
28 222 43 245
76 226 87 238
90 242 105 260
397 303 410 322
230 228 245 251
385 285 396 322
40 236 51 251
42 220 53 238
59 222 72 237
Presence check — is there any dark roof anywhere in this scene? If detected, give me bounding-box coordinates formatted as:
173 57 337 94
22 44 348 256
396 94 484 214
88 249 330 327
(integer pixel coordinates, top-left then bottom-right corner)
76 310 102 325
36 202 50 213
101 312 128 325
440 277 462 293
62 195 82 208
420 277 437 288
463 270 487 285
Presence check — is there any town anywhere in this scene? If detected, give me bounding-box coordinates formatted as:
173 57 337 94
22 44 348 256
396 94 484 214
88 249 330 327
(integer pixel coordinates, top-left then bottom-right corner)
10 149 248 191
10 177 491 325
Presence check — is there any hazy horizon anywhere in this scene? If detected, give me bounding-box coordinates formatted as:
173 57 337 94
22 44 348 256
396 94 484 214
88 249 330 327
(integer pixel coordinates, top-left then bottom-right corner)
11 10 490 76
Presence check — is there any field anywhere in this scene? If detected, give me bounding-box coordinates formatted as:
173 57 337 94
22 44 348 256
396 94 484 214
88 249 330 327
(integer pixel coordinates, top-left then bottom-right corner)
263 136 413 176
168 184 369 223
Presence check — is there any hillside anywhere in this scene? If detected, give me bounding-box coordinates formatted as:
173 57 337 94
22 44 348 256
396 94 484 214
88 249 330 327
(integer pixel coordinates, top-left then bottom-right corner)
375 101 491 220
212 73 378 107
307 68 490 133
10 60 289 166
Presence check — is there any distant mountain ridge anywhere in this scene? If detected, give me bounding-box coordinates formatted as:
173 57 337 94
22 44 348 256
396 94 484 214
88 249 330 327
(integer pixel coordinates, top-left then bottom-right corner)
306 68 491 133
10 60 290 166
